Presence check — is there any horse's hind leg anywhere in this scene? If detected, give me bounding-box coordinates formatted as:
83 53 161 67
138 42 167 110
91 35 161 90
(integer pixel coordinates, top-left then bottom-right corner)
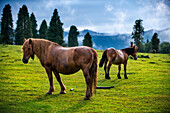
104 59 110 79
124 63 128 79
53 71 66 94
105 61 112 79
82 68 92 100
117 64 121 79
45 67 54 94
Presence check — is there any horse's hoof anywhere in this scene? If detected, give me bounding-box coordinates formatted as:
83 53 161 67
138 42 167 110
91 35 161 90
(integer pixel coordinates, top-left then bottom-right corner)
118 77 121 79
84 96 90 100
125 77 128 79
105 76 111 79
60 91 66 94
46 92 52 95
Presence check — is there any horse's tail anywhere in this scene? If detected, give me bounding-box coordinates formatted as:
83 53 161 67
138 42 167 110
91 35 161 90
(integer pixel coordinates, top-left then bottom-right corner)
99 50 107 67
90 48 98 95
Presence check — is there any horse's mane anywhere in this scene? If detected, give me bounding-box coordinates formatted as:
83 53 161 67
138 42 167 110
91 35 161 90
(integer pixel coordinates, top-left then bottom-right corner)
32 38 60 46
29 38 61 62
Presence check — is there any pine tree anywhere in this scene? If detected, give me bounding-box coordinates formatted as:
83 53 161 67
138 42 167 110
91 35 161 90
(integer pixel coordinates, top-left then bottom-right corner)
30 13 38 38
22 5 32 38
1 4 14 44
132 19 144 51
39 20 48 39
15 8 23 45
68 25 79 47
151 33 160 52
83 32 93 47
48 9 65 46
15 5 32 45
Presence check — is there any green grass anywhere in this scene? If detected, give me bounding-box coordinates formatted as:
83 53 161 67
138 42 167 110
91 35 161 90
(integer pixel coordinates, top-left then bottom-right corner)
0 44 170 113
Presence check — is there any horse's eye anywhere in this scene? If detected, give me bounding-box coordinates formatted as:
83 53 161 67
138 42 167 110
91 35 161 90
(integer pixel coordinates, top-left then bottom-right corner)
28 48 30 51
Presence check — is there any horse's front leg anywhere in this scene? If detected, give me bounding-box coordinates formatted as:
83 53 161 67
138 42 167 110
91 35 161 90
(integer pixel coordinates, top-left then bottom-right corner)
105 61 112 79
83 68 92 100
53 71 66 94
45 66 54 94
117 64 121 79
124 63 128 79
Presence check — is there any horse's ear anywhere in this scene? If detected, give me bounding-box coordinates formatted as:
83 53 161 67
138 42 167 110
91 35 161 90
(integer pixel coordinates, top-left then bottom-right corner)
29 39 32 44
132 45 135 52
24 38 27 42
131 42 133 47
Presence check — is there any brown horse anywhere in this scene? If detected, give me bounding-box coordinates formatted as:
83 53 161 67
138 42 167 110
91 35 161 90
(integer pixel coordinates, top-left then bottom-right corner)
22 38 98 100
99 45 138 79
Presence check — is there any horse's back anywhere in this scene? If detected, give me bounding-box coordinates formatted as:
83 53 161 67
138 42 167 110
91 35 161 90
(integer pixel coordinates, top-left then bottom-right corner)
106 48 125 64
106 48 117 60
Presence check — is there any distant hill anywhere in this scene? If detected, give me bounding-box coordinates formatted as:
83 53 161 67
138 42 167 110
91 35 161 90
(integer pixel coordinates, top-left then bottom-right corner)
64 28 170 50
144 28 170 43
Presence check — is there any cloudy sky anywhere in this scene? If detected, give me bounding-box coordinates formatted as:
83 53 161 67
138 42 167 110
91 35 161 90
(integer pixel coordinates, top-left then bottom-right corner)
0 0 170 34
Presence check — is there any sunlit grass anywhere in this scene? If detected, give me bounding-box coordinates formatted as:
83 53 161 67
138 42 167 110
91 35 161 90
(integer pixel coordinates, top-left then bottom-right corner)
0 45 170 112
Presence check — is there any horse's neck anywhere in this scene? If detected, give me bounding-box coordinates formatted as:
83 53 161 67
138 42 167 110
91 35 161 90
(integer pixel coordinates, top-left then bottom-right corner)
32 40 61 59
32 40 49 59
121 48 132 56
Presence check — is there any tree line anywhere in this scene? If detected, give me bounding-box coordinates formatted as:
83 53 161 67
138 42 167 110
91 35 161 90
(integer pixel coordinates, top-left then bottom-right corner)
0 4 169 53
0 4 92 47
132 19 170 53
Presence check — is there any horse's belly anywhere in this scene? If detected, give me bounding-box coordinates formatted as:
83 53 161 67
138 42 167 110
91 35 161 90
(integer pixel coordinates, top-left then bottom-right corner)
61 68 80 74
113 61 123 65
112 57 124 65
55 65 80 74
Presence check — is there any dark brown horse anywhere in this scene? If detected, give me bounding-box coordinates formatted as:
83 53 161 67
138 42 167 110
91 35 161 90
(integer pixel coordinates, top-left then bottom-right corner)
99 45 138 79
22 38 98 100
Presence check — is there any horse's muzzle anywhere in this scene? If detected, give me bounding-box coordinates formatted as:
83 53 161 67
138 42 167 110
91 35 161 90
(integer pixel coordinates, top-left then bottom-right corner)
22 58 28 64
134 58 137 60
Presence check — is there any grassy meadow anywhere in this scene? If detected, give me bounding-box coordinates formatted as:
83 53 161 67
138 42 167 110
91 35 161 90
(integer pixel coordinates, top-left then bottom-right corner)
0 44 170 112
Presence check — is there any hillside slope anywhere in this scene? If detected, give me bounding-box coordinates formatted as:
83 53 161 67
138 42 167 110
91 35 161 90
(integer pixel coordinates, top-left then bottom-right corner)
64 28 170 50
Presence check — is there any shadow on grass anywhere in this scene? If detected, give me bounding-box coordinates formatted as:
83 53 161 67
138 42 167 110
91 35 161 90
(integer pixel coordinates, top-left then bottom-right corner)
162 61 170 63
97 74 136 88
149 62 157 64
34 94 61 102
58 100 89 112
0 94 61 112
97 78 123 87
127 72 136 75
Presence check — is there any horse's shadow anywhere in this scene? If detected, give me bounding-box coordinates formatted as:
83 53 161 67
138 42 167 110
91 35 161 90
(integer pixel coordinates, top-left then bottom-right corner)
97 74 135 88
97 77 123 87
30 93 89 113
28 93 61 103
58 100 89 112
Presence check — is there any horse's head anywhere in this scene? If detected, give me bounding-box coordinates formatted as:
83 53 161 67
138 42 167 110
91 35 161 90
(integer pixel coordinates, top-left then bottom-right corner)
22 38 34 64
131 45 138 60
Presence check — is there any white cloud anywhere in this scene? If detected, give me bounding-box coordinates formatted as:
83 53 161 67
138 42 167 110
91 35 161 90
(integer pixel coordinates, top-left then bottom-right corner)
74 21 132 35
112 11 127 23
101 10 130 34
45 0 80 9
137 0 170 30
105 4 114 12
